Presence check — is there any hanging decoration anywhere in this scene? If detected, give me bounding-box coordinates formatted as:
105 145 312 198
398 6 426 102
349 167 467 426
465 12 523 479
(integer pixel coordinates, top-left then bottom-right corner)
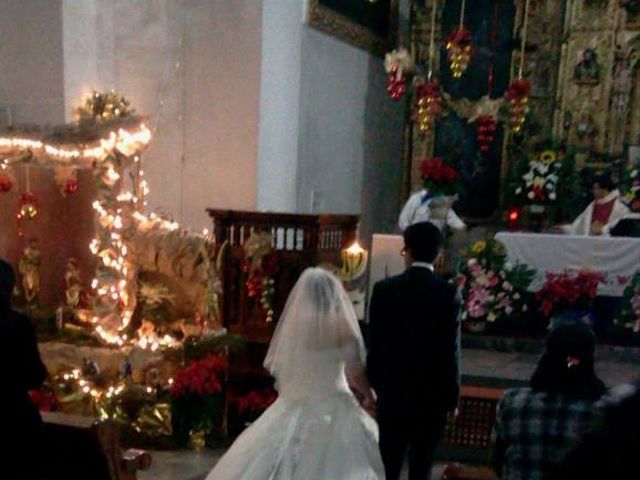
505 0 532 134
54 166 79 196
446 0 472 79
0 165 13 192
414 80 443 134
384 48 414 100
505 79 531 134
476 116 497 153
413 0 442 133
19 191 39 220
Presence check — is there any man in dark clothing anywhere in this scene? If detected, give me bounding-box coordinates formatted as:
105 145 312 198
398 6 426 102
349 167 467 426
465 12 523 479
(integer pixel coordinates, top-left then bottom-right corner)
0 259 48 478
367 222 460 480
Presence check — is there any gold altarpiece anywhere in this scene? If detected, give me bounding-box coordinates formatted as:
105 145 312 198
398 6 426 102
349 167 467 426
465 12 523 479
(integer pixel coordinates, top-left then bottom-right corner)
406 0 640 205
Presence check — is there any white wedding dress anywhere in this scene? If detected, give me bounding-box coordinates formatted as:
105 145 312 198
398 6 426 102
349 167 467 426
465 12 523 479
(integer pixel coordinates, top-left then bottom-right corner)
206 268 385 480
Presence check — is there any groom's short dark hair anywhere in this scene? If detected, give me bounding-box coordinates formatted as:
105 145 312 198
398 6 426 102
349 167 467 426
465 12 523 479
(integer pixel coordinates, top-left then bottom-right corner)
404 222 443 263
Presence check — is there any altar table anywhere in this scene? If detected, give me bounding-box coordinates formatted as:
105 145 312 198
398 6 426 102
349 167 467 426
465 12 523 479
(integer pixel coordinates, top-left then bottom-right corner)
495 232 640 296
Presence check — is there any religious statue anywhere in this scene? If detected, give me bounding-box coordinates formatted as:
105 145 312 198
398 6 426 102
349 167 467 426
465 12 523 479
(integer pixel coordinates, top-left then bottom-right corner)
19 238 41 305
574 49 600 86
64 258 82 308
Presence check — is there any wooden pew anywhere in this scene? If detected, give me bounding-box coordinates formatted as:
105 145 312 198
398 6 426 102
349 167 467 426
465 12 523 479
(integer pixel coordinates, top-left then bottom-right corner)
42 412 151 480
438 385 504 480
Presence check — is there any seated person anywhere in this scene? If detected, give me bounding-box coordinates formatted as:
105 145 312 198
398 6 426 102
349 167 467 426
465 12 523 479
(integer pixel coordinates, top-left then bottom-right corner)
565 173 629 236
398 190 466 232
549 380 640 480
0 259 48 478
492 323 606 480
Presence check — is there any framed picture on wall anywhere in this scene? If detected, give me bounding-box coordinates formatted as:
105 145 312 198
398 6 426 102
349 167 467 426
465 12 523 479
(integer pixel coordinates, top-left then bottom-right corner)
306 0 395 55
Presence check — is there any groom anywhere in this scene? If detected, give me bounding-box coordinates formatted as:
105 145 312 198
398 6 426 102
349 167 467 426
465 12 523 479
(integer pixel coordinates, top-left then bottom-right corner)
367 222 460 480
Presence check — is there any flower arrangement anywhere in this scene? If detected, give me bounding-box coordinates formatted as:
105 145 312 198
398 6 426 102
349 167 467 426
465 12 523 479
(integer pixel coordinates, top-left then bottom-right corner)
536 270 607 319
170 354 227 446
516 150 563 203
457 239 535 327
421 157 460 196
617 272 640 332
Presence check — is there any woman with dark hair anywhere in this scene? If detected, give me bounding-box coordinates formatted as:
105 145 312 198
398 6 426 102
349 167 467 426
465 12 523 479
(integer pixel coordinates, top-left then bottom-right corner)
1 259 48 478
492 323 606 480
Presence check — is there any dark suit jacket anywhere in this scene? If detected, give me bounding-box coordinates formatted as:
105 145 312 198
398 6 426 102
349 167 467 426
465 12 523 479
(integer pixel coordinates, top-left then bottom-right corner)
367 266 460 415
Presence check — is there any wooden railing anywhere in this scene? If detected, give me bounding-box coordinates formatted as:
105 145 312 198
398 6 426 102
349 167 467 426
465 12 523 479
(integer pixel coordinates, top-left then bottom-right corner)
208 209 359 344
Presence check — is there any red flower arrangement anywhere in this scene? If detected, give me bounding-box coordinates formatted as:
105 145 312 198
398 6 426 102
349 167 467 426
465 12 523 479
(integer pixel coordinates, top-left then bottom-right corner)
170 354 228 445
29 390 58 412
536 270 607 318
170 354 227 398
421 157 459 195
234 389 278 416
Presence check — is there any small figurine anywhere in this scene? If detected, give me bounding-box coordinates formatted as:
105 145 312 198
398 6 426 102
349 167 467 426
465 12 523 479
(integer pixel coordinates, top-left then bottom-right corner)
122 358 133 381
574 48 601 86
64 258 82 308
19 238 41 305
82 357 100 377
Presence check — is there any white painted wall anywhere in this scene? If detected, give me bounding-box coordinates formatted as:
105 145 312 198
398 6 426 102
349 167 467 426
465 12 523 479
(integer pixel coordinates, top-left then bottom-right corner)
0 0 261 230
256 0 303 212
296 27 404 241
0 0 65 125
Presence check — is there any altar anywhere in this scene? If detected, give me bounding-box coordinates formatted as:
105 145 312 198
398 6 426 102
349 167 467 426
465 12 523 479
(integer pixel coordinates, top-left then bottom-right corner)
495 232 640 297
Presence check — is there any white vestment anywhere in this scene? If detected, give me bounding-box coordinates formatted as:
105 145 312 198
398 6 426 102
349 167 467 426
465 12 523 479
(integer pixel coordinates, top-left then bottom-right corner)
398 189 466 232
566 190 630 236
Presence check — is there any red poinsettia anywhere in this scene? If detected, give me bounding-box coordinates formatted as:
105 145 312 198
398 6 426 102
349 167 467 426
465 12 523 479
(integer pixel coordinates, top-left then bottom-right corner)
536 270 607 317
29 390 58 412
234 389 278 416
170 354 227 398
421 157 459 196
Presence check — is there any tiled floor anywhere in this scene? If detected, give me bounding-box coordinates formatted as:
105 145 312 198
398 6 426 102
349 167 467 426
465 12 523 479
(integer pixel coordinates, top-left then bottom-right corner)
139 449 221 480
139 450 444 480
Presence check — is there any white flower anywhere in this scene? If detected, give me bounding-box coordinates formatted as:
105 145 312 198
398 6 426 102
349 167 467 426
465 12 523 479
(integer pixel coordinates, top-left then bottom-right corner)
462 311 468 320
514 293 521 300
504 262 513 271
468 258 478 267
522 304 528 312
505 306 514 315
503 281 513 291
631 169 638 178
549 192 557 200
516 187 523 195
527 191 535 200
487 312 497 322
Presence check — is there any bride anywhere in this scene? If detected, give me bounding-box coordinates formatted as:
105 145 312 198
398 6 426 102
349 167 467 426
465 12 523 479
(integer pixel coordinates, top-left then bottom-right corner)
206 267 385 479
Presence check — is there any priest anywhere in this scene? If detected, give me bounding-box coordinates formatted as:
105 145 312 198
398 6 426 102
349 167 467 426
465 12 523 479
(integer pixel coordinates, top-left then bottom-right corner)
566 173 629 236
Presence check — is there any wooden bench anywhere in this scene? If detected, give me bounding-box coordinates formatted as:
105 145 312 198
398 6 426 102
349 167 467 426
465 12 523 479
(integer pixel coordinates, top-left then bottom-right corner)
42 412 151 480
438 384 504 480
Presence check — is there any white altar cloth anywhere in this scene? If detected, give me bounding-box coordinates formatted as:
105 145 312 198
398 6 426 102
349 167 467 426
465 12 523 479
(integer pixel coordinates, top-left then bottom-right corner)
495 232 640 296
